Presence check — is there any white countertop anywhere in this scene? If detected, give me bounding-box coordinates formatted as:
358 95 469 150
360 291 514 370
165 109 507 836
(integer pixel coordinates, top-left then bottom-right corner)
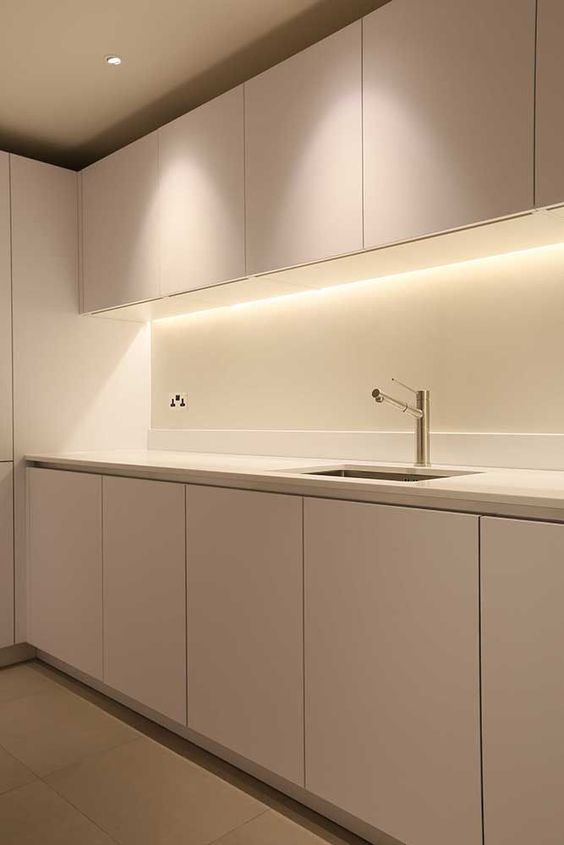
25 449 564 521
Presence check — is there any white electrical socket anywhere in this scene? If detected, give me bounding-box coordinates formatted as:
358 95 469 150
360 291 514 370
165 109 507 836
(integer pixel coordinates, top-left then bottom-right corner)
168 392 188 409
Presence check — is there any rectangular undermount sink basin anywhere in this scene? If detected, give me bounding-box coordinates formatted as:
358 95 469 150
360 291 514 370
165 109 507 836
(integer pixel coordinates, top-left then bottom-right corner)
299 467 479 483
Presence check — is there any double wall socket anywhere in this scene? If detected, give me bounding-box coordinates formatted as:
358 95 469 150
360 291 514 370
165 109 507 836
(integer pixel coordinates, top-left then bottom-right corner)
169 393 188 409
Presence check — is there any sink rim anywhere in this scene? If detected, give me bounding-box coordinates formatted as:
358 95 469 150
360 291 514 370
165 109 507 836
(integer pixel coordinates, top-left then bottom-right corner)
286 464 480 483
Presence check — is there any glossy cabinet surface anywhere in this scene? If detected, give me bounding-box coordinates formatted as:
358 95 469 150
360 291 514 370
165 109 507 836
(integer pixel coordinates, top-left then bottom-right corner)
81 133 160 312
536 0 564 208
103 476 186 724
0 152 11 461
186 485 304 784
27 468 103 678
363 0 535 248
0 463 13 648
304 498 481 845
159 88 245 296
245 22 363 275
482 517 564 845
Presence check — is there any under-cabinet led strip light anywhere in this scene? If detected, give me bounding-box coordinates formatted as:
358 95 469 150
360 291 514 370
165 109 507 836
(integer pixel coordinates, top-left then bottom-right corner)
152 239 564 325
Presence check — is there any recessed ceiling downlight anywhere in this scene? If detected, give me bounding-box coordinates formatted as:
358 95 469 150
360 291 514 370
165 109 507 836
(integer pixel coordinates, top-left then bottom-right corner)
105 55 122 66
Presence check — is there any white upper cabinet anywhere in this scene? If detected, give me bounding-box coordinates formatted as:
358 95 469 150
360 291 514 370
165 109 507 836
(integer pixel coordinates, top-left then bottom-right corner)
245 22 363 275
305 498 481 845
482 517 564 845
78 0 540 312
0 152 11 461
363 0 535 249
81 133 160 312
536 0 564 208
159 88 245 296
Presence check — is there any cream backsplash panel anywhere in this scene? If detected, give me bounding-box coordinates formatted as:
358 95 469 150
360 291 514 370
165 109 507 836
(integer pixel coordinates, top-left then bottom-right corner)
152 244 564 434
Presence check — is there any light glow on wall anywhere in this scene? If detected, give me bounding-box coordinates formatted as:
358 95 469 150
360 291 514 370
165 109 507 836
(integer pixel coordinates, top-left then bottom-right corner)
152 240 564 326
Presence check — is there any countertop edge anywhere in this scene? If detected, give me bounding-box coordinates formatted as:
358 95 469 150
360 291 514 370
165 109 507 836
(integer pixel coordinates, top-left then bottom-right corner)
24 453 564 523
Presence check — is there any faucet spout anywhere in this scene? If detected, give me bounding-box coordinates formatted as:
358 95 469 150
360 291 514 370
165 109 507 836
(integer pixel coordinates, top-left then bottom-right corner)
371 389 423 420
371 382 431 467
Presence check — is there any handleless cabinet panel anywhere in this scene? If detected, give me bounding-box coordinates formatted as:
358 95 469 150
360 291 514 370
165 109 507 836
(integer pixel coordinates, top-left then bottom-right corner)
245 22 362 275
159 87 245 296
0 152 11 461
27 468 103 678
103 476 186 724
482 517 564 845
536 0 564 208
0 463 13 648
363 0 535 248
305 498 481 845
186 485 304 784
81 133 160 311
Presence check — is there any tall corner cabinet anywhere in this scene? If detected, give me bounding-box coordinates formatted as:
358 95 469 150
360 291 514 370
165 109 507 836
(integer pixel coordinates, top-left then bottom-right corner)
0 150 13 648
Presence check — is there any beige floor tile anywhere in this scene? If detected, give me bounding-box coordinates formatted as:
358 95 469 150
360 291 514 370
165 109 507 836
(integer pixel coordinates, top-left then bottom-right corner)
0 780 114 844
0 664 59 705
214 811 337 845
47 737 266 845
0 746 36 796
0 688 137 776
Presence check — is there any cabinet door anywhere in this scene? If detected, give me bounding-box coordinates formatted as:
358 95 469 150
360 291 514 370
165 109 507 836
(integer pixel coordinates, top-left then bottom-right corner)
245 22 362 275
0 152 11 461
159 88 245 296
482 517 564 845
27 468 102 678
81 133 160 312
305 499 481 845
536 0 564 208
363 0 535 248
0 463 13 648
186 485 303 784
103 476 186 724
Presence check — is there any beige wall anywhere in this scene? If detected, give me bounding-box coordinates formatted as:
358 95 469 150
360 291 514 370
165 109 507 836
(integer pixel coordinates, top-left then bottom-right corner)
152 242 564 434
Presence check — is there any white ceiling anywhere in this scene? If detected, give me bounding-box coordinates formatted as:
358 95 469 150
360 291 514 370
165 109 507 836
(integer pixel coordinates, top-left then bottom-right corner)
0 0 386 169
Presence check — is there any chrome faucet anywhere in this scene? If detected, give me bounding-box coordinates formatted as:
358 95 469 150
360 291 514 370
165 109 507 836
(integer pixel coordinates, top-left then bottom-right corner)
371 378 431 467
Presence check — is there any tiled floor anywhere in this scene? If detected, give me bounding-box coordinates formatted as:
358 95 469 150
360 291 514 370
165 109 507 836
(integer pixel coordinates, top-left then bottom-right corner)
0 661 368 845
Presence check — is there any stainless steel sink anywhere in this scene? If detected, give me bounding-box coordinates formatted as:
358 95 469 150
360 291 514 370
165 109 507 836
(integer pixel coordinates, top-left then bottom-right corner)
299 467 478 482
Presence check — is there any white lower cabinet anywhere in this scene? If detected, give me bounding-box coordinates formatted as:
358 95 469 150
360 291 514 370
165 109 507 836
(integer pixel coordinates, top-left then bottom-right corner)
27 468 103 678
186 485 304 784
304 498 482 845
34 469 563 845
103 476 186 724
0 463 14 648
481 516 564 845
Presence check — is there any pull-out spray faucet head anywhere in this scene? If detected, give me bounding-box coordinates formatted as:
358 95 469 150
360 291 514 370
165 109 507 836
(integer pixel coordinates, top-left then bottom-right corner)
371 387 423 419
